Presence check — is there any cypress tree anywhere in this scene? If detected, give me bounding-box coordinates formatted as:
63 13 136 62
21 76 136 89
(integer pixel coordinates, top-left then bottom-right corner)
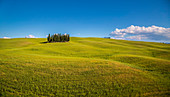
56 34 58 42
66 34 68 41
47 34 50 42
64 34 66 41
54 34 57 42
61 34 64 42
59 33 61 42
68 34 70 41
51 35 54 42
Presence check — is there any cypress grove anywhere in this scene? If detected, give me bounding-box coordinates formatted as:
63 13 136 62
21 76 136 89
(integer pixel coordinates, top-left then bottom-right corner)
47 33 70 42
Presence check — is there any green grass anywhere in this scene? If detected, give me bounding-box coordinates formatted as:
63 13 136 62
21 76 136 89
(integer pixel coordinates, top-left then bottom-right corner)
0 37 170 96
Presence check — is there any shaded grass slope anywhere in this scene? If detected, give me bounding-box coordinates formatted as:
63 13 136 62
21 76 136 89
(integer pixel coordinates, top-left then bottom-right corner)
0 37 170 96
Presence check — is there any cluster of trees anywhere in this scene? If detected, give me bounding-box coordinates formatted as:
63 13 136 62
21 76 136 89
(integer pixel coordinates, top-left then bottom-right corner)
47 33 70 42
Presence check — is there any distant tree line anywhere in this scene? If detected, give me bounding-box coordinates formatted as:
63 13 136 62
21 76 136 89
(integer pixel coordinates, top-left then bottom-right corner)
47 33 70 42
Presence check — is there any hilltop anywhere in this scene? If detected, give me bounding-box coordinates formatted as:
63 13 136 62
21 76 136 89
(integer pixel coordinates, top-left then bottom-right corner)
0 37 170 96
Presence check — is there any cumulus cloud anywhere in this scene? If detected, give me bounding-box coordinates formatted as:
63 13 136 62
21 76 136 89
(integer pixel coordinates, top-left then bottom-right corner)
3 37 11 39
110 25 170 41
126 35 148 40
25 35 36 38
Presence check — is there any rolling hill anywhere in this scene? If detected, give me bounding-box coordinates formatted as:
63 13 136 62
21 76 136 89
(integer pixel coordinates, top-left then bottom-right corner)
0 37 170 96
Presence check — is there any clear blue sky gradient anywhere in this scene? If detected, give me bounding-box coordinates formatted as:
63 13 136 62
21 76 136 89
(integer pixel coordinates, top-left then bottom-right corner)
0 0 169 38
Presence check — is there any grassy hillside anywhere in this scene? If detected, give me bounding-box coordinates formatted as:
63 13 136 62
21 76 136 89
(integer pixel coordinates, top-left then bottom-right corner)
0 37 170 96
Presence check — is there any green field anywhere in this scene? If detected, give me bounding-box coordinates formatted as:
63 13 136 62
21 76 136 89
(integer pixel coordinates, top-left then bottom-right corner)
0 37 170 96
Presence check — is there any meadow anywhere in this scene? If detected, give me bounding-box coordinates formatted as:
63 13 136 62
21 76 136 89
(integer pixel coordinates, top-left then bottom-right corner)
0 37 170 96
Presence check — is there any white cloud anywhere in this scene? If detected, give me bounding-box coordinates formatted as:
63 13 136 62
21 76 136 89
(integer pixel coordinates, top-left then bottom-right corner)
28 35 35 38
126 35 148 40
110 25 170 41
111 37 125 40
26 35 36 38
3 37 11 39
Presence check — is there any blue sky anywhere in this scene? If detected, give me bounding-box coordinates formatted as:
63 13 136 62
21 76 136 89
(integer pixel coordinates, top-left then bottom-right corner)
0 0 169 41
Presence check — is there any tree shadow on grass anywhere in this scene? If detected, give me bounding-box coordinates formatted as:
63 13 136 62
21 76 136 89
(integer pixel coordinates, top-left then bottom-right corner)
40 41 69 44
40 41 48 44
